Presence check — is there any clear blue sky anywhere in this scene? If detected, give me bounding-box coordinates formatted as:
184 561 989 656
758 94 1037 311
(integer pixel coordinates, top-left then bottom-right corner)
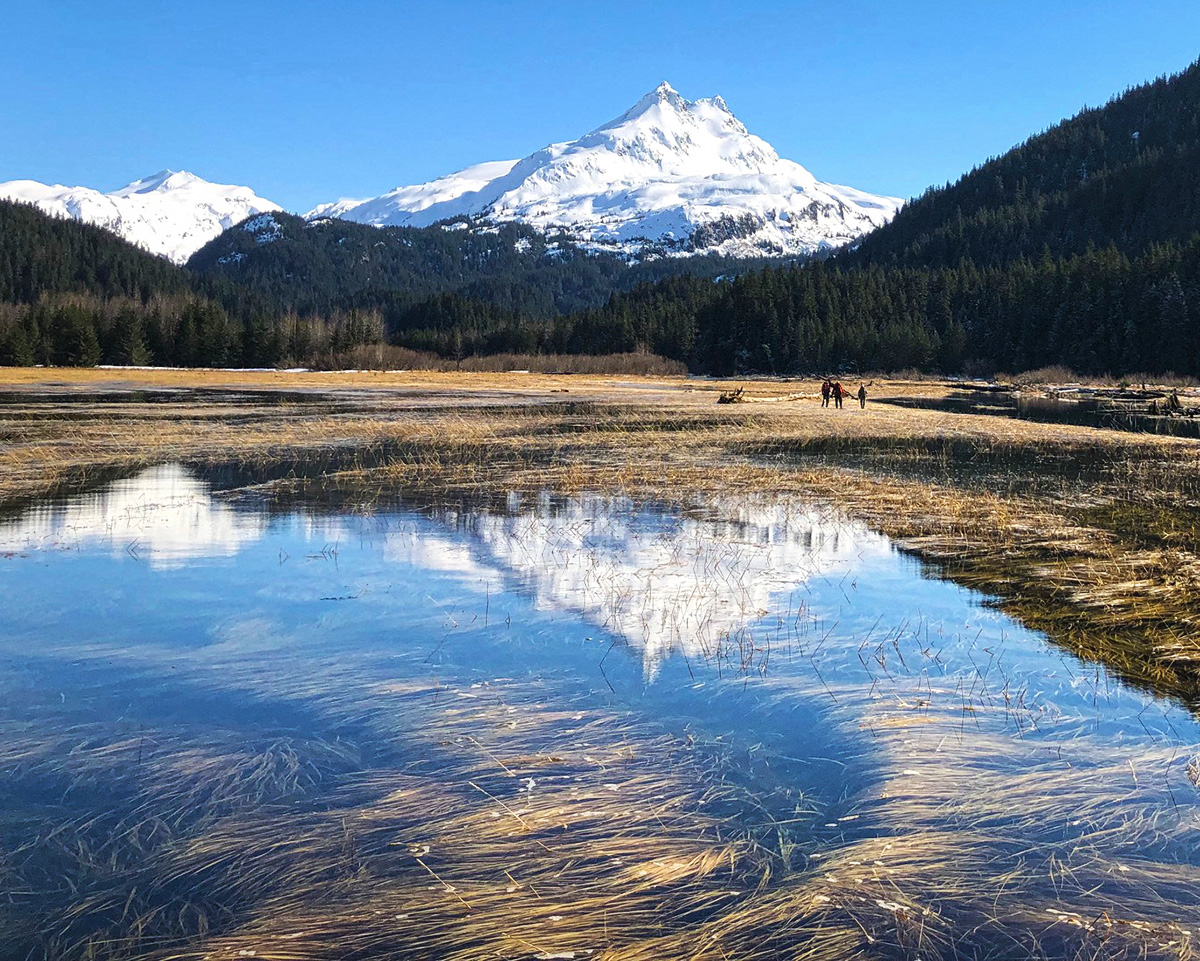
2 1 1198 211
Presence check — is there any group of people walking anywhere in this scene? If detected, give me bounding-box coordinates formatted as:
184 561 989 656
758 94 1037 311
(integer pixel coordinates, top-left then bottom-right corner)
821 379 868 409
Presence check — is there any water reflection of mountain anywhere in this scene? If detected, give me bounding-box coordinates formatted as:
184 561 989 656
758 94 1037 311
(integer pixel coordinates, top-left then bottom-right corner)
0 464 270 569
391 496 894 679
3 466 894 680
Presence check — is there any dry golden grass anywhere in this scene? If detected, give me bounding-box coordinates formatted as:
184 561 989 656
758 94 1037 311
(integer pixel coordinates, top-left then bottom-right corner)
0 363 702 393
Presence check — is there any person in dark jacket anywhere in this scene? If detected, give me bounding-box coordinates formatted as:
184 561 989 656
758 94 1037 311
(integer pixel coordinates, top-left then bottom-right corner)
858 383 868 408
821 379 832 407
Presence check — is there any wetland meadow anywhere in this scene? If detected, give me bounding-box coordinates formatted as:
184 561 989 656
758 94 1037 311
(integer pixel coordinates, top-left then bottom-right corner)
2 367 1199 960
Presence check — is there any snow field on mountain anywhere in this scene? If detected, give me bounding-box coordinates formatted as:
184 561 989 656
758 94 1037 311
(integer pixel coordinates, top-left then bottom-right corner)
2 83 901 263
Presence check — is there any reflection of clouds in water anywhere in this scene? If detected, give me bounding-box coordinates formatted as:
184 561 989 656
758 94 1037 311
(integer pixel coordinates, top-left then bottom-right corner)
206 616 300 655
0 464 268 569
384 527 495 580
388 495 893 679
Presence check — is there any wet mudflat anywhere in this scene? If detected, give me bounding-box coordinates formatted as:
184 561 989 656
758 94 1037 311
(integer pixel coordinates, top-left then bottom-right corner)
1 465 1198 960
880 390 1200 439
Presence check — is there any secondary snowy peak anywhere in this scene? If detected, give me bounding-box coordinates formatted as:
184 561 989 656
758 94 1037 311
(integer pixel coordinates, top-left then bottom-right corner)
307 83 902 258
0 170 281 263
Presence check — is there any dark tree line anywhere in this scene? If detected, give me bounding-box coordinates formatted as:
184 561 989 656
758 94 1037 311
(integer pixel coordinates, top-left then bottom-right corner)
6 210 1197 376
0 293 384 369
0 200 193 304
0 198 763 369
504 239 1200 376
376 237 1198 377
0 200 386 368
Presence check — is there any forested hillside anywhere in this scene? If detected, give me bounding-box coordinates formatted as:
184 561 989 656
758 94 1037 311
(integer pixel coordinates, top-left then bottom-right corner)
0 201 381 368
4 59 1198 375
0 200 754 368
847 60 1200 269
0 200 192 304
188 211 756 321
526 239 1200 375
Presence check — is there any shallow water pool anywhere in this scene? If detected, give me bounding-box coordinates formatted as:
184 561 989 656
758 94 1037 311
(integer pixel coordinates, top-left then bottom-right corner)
1 465 1197 959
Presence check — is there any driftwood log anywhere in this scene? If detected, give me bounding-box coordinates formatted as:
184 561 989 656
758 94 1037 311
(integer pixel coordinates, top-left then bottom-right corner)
717 388 808 405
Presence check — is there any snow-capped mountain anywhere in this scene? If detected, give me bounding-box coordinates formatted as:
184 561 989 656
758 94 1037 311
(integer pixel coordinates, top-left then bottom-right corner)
0 170 281 264
2 86 898 263
306 82 902 258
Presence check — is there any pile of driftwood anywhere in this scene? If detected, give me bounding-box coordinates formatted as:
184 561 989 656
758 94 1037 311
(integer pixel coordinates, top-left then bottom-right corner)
1047 385 1199 416
717 387 808 405
1051 385 1184 400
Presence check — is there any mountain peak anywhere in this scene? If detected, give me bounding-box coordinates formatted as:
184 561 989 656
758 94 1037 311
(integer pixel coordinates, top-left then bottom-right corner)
593 84 746 139
307 81 902 259
606 81 692 127
643 80 686 107
121 169 202 193
699 94 731 114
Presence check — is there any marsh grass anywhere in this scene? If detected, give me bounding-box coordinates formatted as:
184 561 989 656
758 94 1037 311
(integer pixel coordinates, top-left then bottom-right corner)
6 379 1199 696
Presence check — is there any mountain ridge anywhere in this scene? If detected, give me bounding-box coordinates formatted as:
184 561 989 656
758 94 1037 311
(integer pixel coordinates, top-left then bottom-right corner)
842 59 1200 269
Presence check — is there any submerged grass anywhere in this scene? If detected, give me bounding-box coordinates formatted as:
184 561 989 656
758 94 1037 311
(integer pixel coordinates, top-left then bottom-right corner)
3 614 1198 961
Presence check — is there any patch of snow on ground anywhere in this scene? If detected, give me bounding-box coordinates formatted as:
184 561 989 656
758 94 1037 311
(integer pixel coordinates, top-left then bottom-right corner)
242 213 283 243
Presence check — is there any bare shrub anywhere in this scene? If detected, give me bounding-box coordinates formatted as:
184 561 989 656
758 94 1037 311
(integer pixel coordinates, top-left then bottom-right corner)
1008 365 1081 387
457 352 687 375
